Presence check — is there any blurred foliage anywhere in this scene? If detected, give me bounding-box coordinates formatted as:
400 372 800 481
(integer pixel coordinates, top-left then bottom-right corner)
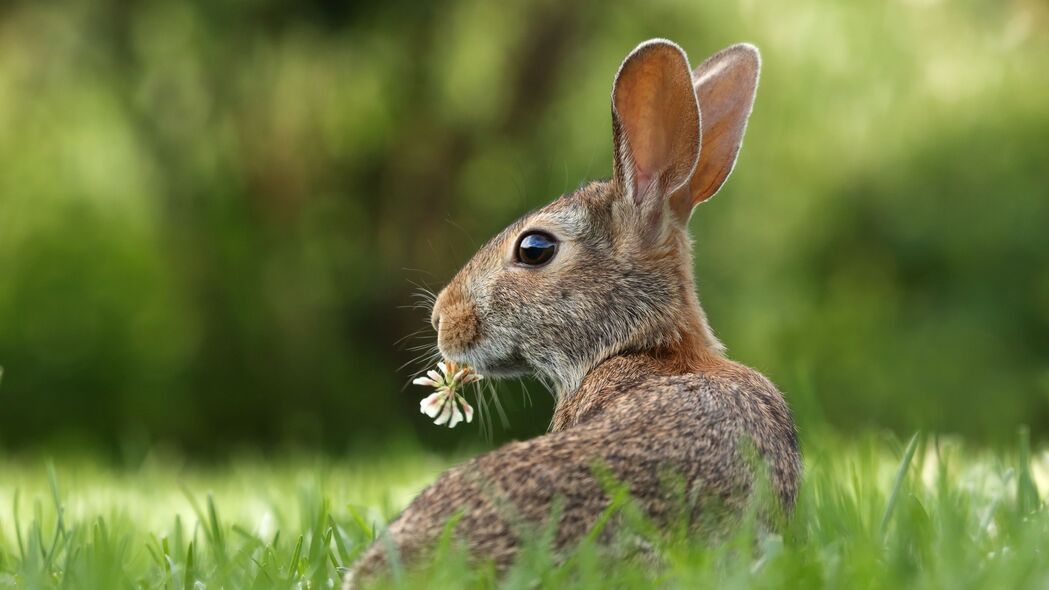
0 0 1047 453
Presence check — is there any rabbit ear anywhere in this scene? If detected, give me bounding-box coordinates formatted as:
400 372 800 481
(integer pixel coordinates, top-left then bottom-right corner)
672 43 760 215
611 40 701 210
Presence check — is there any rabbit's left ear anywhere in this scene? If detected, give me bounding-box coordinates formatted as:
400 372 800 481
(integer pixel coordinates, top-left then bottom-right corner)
611 40 701 210
670 43 760 218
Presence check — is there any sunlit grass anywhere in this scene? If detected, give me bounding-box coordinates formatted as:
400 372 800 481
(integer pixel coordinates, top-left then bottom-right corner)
1 432 1047 588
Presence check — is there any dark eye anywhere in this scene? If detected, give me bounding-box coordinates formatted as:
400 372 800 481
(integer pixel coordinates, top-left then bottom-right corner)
515 231 558 266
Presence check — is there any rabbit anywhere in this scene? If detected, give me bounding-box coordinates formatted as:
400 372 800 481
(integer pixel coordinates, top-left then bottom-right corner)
344 39 800 589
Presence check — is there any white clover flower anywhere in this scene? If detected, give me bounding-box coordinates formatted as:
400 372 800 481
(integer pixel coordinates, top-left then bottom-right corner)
414 361 481 428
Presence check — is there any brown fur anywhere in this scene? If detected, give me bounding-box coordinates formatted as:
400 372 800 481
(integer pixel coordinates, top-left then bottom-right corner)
434 291 479 355
343 40 799 589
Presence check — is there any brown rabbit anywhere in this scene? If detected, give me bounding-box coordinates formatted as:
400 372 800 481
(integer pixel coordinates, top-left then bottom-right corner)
344 39 800 588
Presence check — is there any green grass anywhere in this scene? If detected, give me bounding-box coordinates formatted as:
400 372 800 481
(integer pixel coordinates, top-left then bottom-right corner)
1 432 1048 589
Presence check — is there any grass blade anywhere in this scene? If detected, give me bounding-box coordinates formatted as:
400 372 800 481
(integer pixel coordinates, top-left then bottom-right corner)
1018 426 1040 514
880 431 921 537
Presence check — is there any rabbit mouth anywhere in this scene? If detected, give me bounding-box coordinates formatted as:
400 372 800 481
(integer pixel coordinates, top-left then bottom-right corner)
445 345 530 379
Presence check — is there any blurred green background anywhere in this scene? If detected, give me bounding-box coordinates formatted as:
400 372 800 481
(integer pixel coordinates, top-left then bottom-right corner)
0 0 1047 456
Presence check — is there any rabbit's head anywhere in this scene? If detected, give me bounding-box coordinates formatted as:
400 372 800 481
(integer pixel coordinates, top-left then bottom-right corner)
431 40 760 396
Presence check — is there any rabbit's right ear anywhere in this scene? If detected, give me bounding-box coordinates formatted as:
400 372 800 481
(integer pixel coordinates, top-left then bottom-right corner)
611 40 701 216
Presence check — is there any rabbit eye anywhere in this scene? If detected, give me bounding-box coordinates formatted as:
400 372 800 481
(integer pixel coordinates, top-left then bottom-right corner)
515 232 558 267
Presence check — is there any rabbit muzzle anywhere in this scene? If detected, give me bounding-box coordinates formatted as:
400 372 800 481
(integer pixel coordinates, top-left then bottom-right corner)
432 286 480 356
431 282 532 377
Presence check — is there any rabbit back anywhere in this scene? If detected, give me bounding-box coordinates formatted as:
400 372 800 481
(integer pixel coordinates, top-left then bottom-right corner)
346 358 799 585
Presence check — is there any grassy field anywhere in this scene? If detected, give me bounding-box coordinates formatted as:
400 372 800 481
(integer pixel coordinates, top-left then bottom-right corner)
1 432 1048 589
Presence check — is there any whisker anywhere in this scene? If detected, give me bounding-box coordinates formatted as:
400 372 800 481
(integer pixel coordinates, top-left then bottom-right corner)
487 379 510 429
518 377 534 408
472 383 494 442
394 329 430 347
443 217 478 249
398 304 434 312
406 297 436 308
400 355 443 392
404 347 441 371
407 281 438 299
400 267 436 277
397 346 440 375
405 342 440 352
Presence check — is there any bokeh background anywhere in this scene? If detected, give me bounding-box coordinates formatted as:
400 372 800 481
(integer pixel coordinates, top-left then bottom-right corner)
1 0 1047 457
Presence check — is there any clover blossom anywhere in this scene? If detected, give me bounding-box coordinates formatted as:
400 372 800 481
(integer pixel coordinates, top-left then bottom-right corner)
414 361 482 428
